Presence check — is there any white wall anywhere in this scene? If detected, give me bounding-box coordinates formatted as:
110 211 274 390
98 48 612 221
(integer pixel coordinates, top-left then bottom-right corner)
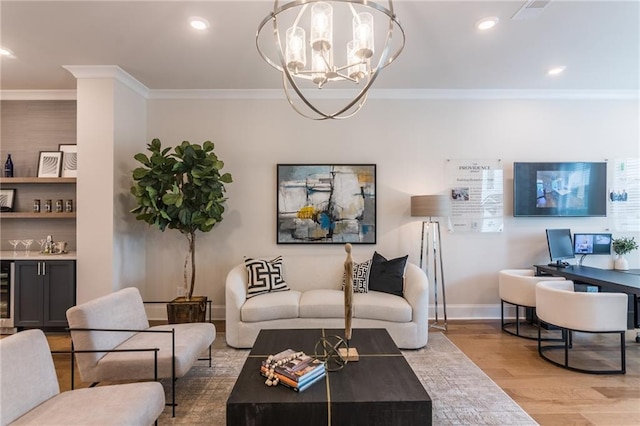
141 97 639 319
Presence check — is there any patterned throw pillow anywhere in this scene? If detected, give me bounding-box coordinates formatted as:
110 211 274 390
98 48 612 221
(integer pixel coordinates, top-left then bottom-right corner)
342 259 372 293
245 256 290 298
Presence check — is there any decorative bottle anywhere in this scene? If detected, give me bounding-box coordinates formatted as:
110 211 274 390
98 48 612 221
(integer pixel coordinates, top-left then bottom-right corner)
4 154 14 177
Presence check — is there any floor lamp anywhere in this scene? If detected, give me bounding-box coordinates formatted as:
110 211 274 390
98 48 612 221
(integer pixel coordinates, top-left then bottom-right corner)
411 195 451 331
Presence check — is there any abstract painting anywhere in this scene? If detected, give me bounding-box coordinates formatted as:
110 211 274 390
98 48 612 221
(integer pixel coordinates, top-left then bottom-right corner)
0 189 15 212
277 164 376 244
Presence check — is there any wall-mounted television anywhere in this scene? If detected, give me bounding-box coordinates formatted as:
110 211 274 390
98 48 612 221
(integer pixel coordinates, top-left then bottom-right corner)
513 162 607 217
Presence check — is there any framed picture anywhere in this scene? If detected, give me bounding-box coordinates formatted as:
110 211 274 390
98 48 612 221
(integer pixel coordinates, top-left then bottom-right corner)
58 144 77 177
37 151 63 178
277 164 376 244
0 189 16 212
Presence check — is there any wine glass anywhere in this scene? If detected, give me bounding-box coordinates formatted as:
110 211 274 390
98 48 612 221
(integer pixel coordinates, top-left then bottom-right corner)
21 239 33 255
8 240 20 256
37 238 46 253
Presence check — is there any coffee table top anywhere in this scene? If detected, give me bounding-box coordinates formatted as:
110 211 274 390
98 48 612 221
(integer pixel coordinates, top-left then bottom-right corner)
227 328 431 405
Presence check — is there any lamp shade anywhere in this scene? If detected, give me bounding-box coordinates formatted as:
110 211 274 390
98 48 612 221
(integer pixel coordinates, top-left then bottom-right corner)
411 195 451 217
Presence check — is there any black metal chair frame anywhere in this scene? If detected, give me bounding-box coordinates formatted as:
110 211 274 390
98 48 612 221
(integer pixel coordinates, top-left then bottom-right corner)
537 318 626 375
500 299 563 341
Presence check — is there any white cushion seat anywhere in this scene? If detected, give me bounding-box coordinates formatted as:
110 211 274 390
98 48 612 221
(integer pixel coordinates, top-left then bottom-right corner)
299 290 345 318
354 291 412 322
535 280 628 374
241 290 301 322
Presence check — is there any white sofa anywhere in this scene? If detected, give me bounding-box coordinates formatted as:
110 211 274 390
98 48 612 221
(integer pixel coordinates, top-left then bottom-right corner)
225 254 429 349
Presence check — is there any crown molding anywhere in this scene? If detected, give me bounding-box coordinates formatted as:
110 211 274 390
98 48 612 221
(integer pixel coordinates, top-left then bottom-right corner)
62 65 150 98
2 88 637 101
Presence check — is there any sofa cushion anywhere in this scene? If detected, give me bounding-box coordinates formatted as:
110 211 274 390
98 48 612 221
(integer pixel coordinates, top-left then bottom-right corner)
299 289 345 318
245 256 290 298
354 292 412 322
241 290 301 322
368 252 408 297
342 258 372 293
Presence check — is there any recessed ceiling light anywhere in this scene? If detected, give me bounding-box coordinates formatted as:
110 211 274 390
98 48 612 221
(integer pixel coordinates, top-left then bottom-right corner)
189 17 210 31
476 17 499 30
0 47 15 58
547 66 566 76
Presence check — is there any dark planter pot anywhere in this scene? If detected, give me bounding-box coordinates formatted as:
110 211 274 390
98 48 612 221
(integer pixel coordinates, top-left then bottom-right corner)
166 296 207 324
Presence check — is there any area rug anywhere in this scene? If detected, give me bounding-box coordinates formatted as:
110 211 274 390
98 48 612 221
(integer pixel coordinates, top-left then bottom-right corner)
158 332 537 425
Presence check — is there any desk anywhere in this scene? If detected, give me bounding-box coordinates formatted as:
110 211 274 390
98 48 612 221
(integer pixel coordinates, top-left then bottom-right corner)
534 264 640 329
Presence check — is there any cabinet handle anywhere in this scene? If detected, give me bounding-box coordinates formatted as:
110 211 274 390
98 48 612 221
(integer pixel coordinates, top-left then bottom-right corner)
42 262 46 275
37 262 41 276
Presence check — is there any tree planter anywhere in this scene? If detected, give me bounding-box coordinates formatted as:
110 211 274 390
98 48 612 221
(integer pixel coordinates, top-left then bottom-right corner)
167 296 207 324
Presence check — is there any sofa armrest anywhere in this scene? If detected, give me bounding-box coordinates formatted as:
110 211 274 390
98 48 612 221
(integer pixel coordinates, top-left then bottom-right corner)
225 264 247 348
403 263 429 335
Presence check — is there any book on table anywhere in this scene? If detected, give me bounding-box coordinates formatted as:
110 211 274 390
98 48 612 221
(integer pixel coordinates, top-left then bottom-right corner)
260 349 326 392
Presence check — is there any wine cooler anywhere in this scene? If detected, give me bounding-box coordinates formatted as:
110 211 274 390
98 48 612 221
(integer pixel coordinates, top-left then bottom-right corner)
0 260 16 333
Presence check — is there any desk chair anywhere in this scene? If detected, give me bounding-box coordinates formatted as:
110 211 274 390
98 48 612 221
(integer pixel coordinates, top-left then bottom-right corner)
536 280 627 374
498 269 566 340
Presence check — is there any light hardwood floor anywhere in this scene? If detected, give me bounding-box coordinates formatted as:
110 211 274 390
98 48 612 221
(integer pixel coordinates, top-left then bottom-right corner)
44 320 639 426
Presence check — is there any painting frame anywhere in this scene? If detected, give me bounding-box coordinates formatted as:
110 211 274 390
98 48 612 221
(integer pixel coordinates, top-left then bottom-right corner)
58 144 77 177
277 164 376 244
37 151 63 178
0 189 16 212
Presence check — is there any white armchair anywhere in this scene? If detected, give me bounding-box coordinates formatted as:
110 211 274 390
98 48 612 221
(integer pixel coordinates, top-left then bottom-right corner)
498 269 565 339
535 280 628 374
0 329 165 426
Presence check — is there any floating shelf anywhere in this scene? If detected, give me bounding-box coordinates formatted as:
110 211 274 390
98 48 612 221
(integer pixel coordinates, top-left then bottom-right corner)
0 177 76 184
0 212 76 219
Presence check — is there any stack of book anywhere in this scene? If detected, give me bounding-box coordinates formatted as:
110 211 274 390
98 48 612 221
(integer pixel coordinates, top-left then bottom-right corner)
261 349 326 392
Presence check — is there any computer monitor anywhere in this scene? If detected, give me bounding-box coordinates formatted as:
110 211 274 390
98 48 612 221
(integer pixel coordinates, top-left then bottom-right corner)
573 233 612 255
545 228 574 267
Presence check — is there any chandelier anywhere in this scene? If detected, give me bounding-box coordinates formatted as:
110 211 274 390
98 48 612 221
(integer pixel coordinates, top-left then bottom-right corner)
256 0 405 120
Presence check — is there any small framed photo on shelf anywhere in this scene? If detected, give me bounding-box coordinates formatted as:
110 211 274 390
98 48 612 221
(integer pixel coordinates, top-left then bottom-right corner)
58 144 77 177
37 151 63 178
0 189 16 212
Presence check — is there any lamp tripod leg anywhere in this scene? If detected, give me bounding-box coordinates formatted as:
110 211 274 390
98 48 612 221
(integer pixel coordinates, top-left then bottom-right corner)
430 220 447 331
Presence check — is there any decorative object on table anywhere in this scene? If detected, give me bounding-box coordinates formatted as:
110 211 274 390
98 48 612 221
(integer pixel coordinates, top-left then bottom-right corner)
256 0 405 120
260 349 326 391
58 144 77 177
340 243 359 361
0 189 16 212
411 194 451 330
612 236 638 271
277 164 376 244
37 151 63 178
130 139 232 323
314 335 349 371
4 153 14 177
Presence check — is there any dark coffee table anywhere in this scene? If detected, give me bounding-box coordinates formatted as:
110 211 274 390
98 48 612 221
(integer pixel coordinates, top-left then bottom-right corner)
226 328 432 426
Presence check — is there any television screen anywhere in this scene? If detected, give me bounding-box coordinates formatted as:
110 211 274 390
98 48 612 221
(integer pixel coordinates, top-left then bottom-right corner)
573 233 612 255
513 162 607 217
546 228 574 266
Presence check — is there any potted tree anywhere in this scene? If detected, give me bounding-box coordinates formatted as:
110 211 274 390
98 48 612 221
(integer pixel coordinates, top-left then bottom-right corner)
131 138 232 323
612 236 638 271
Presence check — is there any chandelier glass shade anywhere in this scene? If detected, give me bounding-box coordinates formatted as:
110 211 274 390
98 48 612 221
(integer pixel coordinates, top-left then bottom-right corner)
256 0 405 120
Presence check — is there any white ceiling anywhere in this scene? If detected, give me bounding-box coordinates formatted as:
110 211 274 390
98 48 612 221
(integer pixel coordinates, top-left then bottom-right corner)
1 0 638 93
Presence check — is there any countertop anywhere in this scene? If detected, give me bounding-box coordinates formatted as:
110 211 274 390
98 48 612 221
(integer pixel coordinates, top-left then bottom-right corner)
0 251 77 260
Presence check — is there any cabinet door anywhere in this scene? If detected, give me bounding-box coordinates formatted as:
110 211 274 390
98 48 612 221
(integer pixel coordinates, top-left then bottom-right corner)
43 260 76 327
14 261 44 327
